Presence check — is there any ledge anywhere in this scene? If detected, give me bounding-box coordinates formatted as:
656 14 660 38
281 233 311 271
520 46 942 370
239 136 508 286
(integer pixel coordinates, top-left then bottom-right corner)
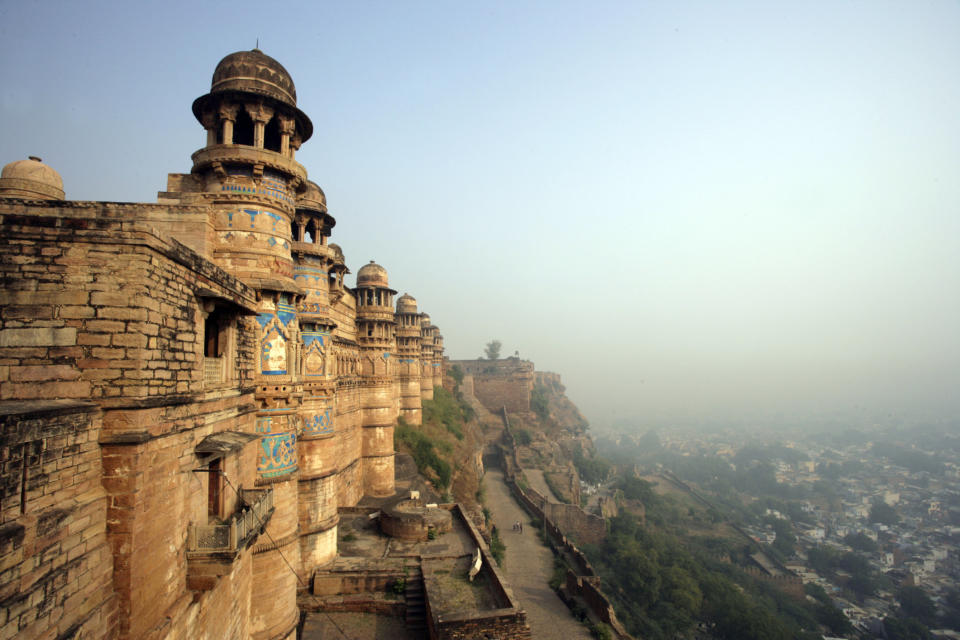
0 399 98 419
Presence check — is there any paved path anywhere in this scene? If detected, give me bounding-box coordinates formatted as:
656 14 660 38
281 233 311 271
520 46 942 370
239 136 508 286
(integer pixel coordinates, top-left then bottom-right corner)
483 468 592 640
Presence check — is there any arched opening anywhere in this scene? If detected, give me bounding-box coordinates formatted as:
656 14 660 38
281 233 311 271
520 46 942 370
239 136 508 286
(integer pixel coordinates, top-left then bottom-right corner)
305 219 317 243
234 108 254 146
264 116 282 152
204 313 221 358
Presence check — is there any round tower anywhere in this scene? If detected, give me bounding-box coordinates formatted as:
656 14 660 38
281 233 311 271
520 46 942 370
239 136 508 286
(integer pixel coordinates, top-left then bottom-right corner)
292 181 340 569
419 313 436 400
191 49 309 640
433 329 445 389
394 294 423 425
355 261 398 497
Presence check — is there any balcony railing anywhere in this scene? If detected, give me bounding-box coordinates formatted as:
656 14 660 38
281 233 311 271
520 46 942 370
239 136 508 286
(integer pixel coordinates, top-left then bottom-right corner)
203 357 223 385
187 488 273 554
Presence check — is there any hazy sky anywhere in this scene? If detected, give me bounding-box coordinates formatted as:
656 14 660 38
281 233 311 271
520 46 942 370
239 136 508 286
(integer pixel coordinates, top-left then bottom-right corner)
2 1 958 429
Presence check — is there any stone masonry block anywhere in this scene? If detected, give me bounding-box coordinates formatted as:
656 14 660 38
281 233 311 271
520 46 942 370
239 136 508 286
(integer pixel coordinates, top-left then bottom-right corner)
9 365 80 382
0 328 76 347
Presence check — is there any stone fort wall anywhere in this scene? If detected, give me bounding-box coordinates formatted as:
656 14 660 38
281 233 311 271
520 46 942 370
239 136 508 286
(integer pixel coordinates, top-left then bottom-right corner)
0 47 447 640
446 358 534 414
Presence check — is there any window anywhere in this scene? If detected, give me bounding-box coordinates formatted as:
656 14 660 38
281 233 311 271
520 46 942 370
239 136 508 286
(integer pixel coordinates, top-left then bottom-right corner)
207 458 223 519
264 116 281 152
234 109 254 146
204 313 221 358
201 304 235 386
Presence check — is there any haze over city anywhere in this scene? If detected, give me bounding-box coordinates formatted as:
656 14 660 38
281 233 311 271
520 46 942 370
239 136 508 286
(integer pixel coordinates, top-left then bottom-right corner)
2 1 958 429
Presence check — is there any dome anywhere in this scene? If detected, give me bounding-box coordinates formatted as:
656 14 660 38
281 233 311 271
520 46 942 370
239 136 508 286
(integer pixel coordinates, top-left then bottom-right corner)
0 156 64 200
192 49 313 143
357 260 389 288
397 294 418 314
420 313 432 326
328 243 345 264
211 49 297 107
298 180 327 213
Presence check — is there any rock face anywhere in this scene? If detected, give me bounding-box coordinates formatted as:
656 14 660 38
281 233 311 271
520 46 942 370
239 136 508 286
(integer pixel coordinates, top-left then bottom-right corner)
0 49 445 640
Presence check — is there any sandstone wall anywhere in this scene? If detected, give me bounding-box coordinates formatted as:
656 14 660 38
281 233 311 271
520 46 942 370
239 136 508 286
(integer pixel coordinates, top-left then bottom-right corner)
446 359 534 415
0 203 259 404
0 203 281 640
0 401 118 640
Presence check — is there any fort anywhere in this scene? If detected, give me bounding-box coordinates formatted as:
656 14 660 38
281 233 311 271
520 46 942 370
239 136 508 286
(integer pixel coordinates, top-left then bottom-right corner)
0 49 452 639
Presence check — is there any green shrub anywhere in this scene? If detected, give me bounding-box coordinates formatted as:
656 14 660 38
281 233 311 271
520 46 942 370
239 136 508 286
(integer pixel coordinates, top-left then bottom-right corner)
490 527 506 566
423 387 468 439
531 384 549 421
396 424 452 489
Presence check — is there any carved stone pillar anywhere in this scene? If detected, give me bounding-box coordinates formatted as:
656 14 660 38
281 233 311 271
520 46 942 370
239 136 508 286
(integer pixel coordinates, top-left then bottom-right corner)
246 103 275 149
201 110 217 147
279 116 295 157
290 134 302 161
218 103 239 145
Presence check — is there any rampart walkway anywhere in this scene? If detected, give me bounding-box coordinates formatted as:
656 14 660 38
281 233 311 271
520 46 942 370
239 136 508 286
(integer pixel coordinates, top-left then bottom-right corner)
483 468 592 640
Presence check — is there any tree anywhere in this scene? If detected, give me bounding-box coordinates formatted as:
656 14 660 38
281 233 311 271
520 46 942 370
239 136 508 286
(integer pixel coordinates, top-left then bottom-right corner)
771 519 797 558
898 586 937 627
883 616 932 640
869 501 900 525
484 339 502 360
844 531 879 553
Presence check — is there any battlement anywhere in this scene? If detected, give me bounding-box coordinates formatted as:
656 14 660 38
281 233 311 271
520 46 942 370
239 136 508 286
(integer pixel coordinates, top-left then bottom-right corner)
447 358 535 414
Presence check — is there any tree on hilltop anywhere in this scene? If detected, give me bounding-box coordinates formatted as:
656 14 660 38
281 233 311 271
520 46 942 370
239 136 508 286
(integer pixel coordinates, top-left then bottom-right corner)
484 340 502 360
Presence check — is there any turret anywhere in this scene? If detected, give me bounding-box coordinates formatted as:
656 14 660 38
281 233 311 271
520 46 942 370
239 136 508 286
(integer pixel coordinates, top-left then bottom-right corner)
354 261 398 497
190 49 312 640
190 48 311 292
293 181 340 570
395 294 423 424
0 156 64 200
419 313 436 400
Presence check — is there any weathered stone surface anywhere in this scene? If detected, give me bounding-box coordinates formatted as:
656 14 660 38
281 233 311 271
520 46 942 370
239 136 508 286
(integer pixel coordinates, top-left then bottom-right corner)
1 46 445 640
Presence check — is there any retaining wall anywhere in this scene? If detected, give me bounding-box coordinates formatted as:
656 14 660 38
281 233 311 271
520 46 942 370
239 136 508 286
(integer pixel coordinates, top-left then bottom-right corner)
497 408 633 640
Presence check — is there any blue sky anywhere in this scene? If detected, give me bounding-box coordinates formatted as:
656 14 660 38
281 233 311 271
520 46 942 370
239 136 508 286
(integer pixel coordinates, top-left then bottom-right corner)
2 1 958 429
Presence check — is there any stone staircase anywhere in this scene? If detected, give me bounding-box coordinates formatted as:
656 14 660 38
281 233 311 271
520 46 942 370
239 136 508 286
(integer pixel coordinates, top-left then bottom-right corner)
404 568 427 633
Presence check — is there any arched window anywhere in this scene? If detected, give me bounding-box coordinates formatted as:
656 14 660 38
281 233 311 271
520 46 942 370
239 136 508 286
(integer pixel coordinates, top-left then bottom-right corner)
204 313 221 357
234 109 255 146
264 116 281 152
305 219 316 243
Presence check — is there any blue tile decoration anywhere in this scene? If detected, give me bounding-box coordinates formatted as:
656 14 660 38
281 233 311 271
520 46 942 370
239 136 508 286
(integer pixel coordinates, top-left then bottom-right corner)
261 323 288 375
302 330 328 377
264 211 283 230
276 302 296 326
302 331 326 347
303 409 334 436
258 431 297 478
